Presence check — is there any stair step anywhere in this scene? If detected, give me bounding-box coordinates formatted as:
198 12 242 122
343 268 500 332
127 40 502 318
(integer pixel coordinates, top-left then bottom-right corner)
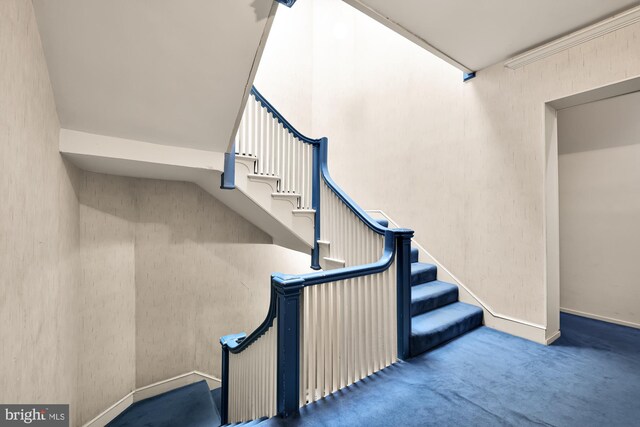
410 247 419 263
226 417 267 426
271 192 301 208
271 192 300 200
323 256 346 269
410 302 483 357
411 281 459 316
375 218 389 228
235 155 257 173
411 262 437 286
292 209 315 216
248 174 280 191
107 381 218 427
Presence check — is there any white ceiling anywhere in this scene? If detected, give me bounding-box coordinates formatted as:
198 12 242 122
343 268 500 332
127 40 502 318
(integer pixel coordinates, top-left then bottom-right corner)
344 0 640 71
33 0 276 152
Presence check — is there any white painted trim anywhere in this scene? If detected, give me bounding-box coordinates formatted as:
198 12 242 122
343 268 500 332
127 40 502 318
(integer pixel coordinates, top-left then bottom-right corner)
342 0 473 73
82 371 221 427
82 392 134 427
505 5 640 69
545 330 562 345
60 129 225 171
365 209 550 344
561 307 640 330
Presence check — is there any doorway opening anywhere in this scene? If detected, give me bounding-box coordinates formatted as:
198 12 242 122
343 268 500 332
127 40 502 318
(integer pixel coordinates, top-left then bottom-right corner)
545 76 640 341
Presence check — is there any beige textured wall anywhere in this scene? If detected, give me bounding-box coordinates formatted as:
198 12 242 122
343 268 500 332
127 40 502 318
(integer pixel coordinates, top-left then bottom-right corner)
259 0 640 329
134 179 313 386
0 0 81 422
558 93 640 327
74 176 312 391
77 173 137 424
254 0 314 135
1 1 310 423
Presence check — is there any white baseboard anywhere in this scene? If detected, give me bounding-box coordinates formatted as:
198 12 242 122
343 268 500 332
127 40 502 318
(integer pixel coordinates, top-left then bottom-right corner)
545 330 562 345
365 210 553 345
561 307 640 330
83 371 221 427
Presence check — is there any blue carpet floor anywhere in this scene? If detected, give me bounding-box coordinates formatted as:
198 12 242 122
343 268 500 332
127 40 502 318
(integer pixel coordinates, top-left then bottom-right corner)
107 380 220 427
262 313 640 427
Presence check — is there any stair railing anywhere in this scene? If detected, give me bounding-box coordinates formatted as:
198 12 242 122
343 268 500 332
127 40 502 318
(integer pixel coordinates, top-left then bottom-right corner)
220 87 414 424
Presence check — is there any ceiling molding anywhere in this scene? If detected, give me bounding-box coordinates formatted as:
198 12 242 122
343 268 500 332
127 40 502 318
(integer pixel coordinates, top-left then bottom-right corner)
342 0 474 73
505 5 640 69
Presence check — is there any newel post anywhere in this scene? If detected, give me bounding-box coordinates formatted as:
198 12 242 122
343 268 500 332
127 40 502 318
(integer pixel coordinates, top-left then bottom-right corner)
394 228 414 360
220 144 236 190
272 274 304 418
219 343 230 424
310 138 326 271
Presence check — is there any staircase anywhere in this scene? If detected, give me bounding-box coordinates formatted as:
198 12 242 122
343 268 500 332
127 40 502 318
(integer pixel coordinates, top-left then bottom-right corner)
214 86 486 426
105 87 483 426
408 245 483 356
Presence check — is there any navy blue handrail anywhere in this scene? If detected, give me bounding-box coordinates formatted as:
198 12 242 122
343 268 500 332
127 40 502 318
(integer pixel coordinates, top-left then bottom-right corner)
222 287 277 354
273 228 396 287
317 138 387 236
221 229 395 354
251 87 322 146
251 86 386 236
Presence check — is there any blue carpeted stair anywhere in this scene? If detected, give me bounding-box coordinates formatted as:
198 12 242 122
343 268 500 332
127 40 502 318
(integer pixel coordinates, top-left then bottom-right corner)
107 381 220 427
370 217 482 357
408 247 483 357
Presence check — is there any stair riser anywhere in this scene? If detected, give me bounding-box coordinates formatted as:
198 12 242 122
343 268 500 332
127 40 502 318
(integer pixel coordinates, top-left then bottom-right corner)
411 267 437 286
411 248 419 263
410 310 483 357
411 288 458 317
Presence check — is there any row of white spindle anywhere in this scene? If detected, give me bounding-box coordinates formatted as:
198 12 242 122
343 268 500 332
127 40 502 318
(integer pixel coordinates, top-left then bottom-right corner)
235 94 314 209
227 320 278 423
320 181 385 266
300 260 397 405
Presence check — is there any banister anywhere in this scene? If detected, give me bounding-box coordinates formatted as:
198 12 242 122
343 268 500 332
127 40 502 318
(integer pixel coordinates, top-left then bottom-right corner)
250 87 322 145
221 229 396 353
273 228 397 287
220 87 414 423
221 287 277 354
318 137 388 236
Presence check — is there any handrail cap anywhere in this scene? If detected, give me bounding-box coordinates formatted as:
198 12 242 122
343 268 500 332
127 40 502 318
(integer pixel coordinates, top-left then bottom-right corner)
220 332 247 348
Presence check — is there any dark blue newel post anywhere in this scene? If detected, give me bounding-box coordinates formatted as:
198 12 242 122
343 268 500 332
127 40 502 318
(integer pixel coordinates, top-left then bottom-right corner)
310 139 324 270
219 341 231 424
272 273 304 418
220 144 236 190
394 228 414 360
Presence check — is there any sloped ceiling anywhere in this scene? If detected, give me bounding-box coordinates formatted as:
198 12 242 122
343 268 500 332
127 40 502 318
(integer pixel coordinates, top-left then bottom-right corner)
33 0 276 152
344 0 640 71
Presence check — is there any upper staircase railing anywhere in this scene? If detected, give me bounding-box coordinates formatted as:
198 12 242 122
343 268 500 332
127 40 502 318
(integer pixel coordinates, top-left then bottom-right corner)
219 87 414 424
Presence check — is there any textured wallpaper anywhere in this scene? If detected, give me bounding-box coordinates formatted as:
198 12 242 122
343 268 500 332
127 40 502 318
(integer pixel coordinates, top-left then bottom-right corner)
257 0 640 327
0 0 81 423
0 3 312 424
77 174 312 417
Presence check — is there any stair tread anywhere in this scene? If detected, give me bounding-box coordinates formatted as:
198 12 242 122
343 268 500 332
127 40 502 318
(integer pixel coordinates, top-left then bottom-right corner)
411 262 437 286
412 301 482 334
410 302 483 356
107 381 218 427
412 280 457 300
411 281 458 316
271 192 300 198
248 173 280 180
